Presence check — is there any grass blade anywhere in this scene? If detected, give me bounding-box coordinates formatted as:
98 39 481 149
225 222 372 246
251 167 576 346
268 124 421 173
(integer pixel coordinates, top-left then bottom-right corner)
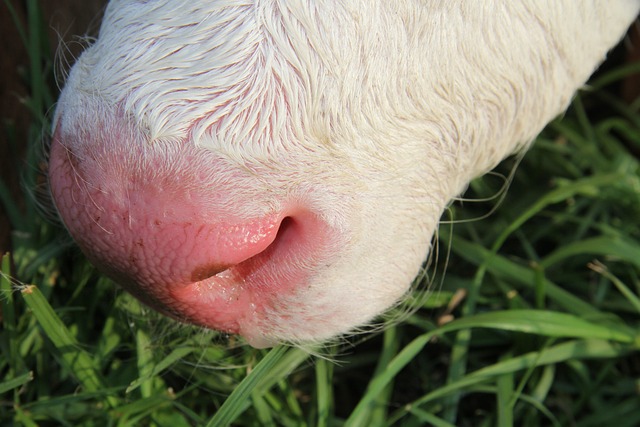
206 346 308 427
19 284 115 407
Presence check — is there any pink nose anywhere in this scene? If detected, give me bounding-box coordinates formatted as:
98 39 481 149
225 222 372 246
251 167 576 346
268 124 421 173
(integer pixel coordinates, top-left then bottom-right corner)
47 129 322 346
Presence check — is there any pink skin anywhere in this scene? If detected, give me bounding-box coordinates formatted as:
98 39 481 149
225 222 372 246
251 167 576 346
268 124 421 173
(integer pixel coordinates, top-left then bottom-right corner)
48 121 335 347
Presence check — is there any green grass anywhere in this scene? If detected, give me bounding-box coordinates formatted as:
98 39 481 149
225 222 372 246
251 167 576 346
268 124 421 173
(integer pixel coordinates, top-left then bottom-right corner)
2 2 640 426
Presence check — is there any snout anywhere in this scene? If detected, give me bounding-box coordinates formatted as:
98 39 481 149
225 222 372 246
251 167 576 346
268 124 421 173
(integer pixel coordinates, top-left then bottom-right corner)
48 118 338 347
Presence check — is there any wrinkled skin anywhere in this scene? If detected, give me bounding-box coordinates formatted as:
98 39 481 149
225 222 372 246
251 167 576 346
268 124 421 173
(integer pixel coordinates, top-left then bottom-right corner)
48 0 639 347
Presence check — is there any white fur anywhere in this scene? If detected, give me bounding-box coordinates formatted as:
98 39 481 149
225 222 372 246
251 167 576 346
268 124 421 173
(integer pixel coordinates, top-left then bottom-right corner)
53 0 639 345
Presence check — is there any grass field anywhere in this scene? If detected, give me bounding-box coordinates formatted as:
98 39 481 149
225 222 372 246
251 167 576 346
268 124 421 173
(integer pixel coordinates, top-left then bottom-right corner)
2 3 640 426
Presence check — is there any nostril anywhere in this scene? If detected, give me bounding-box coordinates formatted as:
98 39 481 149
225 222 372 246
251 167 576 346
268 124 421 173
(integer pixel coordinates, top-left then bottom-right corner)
276 216 296 244
191 216 298 281
188 216 298 283
252 215 307 266
190 263 230 282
